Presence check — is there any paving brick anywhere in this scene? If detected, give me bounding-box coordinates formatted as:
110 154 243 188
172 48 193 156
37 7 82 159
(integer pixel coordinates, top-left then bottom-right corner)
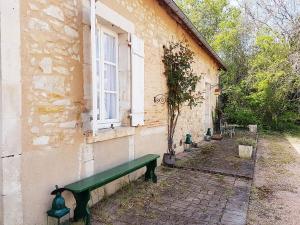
91 167 251 225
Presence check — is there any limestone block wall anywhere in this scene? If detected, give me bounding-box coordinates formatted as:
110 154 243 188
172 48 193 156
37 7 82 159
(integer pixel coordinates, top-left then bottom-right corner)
21 0 83 150
13 0 221 224
101 0 220 149
20 0 86 224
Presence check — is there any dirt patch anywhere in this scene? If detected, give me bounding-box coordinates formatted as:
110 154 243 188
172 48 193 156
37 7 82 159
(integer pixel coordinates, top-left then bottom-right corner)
247 134 300 225
253 185 274 200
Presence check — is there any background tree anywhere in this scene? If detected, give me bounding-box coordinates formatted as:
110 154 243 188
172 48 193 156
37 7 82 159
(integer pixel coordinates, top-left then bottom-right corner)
176 0 300 131
176 0 249 84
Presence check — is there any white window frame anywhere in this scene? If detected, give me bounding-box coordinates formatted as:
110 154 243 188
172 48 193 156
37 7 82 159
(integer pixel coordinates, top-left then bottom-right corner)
95 24 120 129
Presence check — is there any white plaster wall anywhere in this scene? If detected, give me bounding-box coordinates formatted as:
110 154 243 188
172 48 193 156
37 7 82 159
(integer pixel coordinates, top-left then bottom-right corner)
22 148 81 224
67 126 166 215
88 127 166 201
20 127 167 225
0 0 23 224
0 155 3 225
135 126 167 162
0 9 3 223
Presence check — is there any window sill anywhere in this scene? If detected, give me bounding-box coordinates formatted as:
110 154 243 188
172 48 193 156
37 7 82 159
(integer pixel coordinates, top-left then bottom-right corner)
86 126 135 144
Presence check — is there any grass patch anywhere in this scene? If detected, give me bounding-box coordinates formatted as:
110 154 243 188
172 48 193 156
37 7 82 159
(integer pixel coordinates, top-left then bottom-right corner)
269 141 296 165
286 128 300 137
225 155 245 163
224 188 234 197
175 158 190 167
253 185 274 200
215 174 225 183
201 144 216 154
160 166 174 173
258 135 296 172
174 145 215 167
275 183 298 193
237 137 257 147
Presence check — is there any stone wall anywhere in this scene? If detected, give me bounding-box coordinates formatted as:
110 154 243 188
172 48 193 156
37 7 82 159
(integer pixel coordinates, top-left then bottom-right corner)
20 0 85 224
21 0 219 156
16 0 220 224
100 0 219 148
22 0 84 151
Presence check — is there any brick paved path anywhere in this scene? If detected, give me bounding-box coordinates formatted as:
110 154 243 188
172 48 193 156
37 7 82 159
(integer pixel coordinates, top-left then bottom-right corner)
91 167 251 225
175 134 257 179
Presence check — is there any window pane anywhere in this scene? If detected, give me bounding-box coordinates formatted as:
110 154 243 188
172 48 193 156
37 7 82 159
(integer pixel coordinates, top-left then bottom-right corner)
97 93 100 120
103 33 116 63
104 93 117 119
104 63 116 91
96 60 101 87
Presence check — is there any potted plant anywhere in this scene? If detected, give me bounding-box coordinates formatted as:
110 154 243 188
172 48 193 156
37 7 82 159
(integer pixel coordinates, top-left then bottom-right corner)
162 41 202 166
237 137 256 159
204 128 212 141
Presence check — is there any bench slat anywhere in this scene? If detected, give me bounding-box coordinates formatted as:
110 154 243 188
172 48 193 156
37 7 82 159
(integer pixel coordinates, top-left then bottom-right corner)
65 154 159 193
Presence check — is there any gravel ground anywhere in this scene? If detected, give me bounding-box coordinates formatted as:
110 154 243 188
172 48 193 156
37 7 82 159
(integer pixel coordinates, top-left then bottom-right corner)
247 134 300 225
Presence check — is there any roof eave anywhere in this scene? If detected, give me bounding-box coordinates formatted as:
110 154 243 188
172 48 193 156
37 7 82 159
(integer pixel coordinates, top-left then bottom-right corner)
158 0 227 71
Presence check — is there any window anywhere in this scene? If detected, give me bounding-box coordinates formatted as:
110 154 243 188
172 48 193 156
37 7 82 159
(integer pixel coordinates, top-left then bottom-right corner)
86 2 145 134
95 25 119 128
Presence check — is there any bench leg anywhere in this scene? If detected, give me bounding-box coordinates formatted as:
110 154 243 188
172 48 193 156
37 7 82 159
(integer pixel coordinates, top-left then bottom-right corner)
73 190 91 225
145 160 157 183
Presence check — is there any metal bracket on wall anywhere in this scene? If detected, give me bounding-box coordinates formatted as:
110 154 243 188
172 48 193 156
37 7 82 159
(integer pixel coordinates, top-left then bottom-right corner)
153 94 167 104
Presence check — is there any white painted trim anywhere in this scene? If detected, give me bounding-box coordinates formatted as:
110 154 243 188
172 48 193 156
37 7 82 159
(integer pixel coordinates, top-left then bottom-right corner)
0 0 23 224
204 82 212 132
91 0 98 136
94 25 120 129
86 127 135 144
130 34 145 126
95 1 134 33
97 122 121 129
100 26 119 124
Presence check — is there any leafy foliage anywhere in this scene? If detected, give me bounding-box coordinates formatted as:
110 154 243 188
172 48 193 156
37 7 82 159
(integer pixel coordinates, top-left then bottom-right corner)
162 41 201 153
224 106 259 127
176 0 300 131
246 33 299 129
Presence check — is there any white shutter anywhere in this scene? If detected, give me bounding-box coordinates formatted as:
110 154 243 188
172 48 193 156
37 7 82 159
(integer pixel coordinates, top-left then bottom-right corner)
91 0 97 135
131 34 145 126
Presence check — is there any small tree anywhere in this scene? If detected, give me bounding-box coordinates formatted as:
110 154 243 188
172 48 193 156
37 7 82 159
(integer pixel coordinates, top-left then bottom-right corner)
162 41 202 155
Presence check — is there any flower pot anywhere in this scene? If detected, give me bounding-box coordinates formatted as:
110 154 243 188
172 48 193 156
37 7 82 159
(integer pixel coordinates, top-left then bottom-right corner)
163 153 176 167
211 134 223 140
248 124 257 133
238 145 253 158
204 135 211 141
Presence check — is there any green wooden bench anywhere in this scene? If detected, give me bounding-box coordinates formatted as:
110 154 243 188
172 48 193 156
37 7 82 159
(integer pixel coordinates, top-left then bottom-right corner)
64 154 160 225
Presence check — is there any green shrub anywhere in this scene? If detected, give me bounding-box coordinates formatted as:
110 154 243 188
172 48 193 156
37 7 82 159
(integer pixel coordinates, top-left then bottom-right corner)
224 106 259 127
237 137 256 147
263 111 300 131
